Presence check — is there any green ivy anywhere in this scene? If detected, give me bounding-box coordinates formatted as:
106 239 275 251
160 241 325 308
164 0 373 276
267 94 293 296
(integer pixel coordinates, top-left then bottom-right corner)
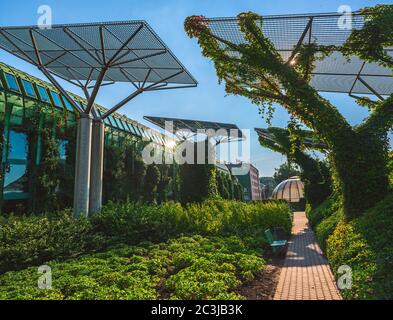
185 5 393 219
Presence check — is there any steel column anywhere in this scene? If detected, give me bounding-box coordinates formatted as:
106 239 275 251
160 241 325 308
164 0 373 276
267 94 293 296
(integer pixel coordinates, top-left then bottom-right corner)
89 119 105 214
73 115 93 217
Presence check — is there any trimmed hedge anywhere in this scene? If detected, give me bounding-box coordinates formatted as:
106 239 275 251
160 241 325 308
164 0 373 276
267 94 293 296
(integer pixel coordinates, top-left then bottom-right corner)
0 200 291 274
0 235 264 300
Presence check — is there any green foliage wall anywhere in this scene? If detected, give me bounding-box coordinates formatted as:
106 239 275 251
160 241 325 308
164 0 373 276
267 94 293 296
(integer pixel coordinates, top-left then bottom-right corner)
144 164 161 203
180 163 218 204
103 135 176 205
216 170 244 201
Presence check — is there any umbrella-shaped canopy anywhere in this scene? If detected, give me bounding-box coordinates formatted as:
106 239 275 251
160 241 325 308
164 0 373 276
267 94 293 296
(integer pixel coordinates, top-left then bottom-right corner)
272 176 304 203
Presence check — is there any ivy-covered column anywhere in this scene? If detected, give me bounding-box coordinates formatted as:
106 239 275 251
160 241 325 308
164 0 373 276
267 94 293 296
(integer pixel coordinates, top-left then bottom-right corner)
89 119 104 214
73 114 92 217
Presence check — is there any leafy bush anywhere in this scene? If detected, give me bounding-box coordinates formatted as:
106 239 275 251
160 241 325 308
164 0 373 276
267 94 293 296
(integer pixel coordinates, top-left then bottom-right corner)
326 193 393 300
314 209 343 252
91 201 190 245
306 194 339 228
0 235 265 300
306 193 343 251
0 210 107 274
185 200 292 247
0 199 291 274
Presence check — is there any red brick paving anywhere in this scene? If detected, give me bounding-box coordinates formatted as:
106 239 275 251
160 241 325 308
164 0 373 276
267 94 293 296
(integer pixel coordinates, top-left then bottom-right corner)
274 212 342 300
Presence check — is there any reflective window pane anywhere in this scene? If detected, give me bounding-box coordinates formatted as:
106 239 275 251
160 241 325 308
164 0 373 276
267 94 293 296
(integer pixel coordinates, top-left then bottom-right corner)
8 131 28 159
116 118 127 131
37 85 51 103
4 73 20 92
21 79 36 98
3 164 28 195
50 91 63 108
61 95 74 112
59 140 67 161
108 116 117 128
3 131 28 195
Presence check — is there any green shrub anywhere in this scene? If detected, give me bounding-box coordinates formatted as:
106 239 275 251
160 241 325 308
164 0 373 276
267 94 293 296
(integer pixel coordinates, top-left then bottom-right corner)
0 235 265 300
326 193 393 299
306 194 339 228
315 209 343 252
91 201 189 245
0 199 291 274
0 210 107 274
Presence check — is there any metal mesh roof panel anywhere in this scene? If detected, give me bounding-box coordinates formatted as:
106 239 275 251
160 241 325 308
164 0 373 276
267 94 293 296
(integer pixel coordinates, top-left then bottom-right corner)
255 128 327 150
0 21 197 85
144 115 245 139
205 12 393 96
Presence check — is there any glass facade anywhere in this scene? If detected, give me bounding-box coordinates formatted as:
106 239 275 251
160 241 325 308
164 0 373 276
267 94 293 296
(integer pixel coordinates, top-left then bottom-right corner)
0 63 173 211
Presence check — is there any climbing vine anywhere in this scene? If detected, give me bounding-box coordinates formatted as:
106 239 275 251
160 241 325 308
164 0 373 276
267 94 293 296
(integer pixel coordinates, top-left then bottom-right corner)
259 127 332 208
185 5 393 218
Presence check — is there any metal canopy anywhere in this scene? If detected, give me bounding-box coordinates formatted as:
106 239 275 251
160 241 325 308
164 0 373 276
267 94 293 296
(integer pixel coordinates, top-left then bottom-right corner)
255 128 327 150
204 12 393 98
0 20 197 117
144 115 246 143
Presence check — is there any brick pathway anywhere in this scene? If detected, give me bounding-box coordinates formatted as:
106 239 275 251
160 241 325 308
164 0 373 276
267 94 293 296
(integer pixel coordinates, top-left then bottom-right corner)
273 212 342 300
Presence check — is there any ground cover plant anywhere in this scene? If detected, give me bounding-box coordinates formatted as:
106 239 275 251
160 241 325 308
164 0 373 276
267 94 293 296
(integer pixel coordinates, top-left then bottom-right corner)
0 200 291 276
0 235 265 300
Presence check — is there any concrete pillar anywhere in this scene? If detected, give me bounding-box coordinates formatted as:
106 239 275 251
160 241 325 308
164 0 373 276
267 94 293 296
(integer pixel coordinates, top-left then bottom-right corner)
89 119 105 215
73 115 92 217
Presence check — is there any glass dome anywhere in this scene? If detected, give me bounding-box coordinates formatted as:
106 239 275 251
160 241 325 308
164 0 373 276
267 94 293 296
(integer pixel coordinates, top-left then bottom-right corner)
272 176 304 203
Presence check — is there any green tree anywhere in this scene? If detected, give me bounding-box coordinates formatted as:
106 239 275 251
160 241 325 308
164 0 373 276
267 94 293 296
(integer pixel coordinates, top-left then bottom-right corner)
273 162 301 184
185 5 393 218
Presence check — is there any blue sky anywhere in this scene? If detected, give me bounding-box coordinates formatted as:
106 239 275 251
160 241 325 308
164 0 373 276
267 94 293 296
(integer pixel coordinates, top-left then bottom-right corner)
0 0 391 176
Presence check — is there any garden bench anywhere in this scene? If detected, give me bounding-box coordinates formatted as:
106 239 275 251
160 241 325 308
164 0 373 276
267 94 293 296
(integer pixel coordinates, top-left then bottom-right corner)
265 228 287 254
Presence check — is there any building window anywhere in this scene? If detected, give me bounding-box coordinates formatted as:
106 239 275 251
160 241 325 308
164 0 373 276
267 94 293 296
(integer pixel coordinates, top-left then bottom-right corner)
21 79 37 98
50 91 64 108
4 73 20 92
107 115 118 128
61 95 74 112
117 118 128 131
59 140 68 162
3 131 29 199
37 85 51 103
